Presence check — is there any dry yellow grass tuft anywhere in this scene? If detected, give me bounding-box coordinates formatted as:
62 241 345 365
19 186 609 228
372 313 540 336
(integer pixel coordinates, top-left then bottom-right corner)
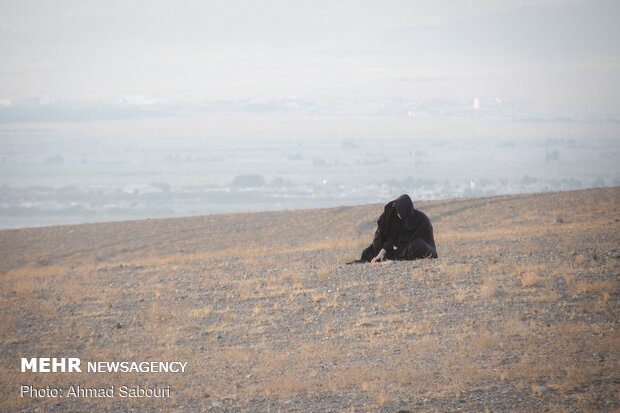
520 271 541 287
575 280 616 298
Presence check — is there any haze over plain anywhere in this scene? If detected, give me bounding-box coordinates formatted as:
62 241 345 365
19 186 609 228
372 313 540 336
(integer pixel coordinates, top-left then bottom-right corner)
1 0 618 227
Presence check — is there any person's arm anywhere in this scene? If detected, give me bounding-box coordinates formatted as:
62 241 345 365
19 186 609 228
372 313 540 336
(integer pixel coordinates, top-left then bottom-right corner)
372 232 395 263
382 235 395 253
374 214 396 251
370 201 394 263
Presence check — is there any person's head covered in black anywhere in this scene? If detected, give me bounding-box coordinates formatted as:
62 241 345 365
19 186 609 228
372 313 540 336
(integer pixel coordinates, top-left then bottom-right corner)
392 194 416 230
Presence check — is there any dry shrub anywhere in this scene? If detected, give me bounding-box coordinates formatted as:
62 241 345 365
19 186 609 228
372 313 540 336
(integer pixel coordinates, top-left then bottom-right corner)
7 265 65 296
374 392 391 405
575 280 616 298
574 254 588 267
334 366 380 389
189 306 212 319
502 318 531 337
148 301 178 323
455 288 468 303
261 375 322 396
5 264 64 281
407 320 435 337
412 333 440 352
487 261 510 276
520 271 541 287
480 277 505 298
531 384 545 396
215 347 251 366
0 308 15 338
561 366 594 392
11 277 42 295
236 278 260 300
317 266 331 281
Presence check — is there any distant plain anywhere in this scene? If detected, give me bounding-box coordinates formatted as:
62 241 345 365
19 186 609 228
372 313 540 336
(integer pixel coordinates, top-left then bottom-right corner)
1 118 618 228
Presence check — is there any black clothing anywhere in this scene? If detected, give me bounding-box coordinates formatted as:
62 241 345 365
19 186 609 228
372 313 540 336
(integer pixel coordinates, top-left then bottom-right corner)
361 194 437 262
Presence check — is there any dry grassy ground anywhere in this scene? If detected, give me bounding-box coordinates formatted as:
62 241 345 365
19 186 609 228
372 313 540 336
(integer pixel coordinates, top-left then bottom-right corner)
0 187 618 412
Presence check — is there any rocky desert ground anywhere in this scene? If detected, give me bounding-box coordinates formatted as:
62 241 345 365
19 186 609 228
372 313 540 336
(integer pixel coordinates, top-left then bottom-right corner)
0 187 618 412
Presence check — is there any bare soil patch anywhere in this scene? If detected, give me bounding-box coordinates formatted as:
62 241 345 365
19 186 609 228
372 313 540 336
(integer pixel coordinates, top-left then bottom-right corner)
1 187 618 411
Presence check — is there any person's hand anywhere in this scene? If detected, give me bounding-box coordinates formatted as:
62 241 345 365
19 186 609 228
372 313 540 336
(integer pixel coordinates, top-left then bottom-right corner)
371 248 386 263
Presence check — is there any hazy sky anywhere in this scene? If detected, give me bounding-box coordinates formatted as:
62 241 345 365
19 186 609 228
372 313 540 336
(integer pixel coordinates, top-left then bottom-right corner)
1 0 619 119
0 1 619 229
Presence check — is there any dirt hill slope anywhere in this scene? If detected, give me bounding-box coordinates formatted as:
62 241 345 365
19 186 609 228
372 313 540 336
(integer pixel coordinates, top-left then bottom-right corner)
1 187 618 411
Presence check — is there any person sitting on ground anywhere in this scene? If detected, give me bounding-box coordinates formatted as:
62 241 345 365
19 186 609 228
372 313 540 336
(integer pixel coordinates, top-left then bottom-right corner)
360 194 438 263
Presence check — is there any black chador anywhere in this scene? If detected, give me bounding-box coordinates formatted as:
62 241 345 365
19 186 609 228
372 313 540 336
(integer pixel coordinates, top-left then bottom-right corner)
361 194 438 262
